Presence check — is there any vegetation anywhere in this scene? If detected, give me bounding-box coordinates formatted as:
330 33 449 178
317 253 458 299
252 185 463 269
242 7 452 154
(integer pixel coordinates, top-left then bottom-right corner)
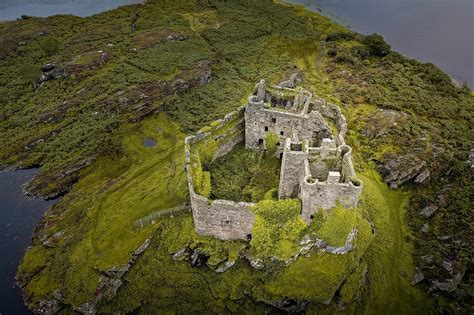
250 199 306 260
206 144 281 202
265 132 279 154
190 153 211 197
0 0 469 313
310 203 360 247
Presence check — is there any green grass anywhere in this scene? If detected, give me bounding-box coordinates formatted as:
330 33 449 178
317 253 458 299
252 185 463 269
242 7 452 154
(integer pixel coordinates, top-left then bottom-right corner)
311 204 360 247
357 167 434 314
264 206 373 303
8 0 472 312
18 113 189 306
250 199 306 260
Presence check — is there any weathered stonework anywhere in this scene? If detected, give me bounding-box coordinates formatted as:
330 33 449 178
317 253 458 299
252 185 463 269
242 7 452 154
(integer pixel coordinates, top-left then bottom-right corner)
185 106 255 240
185 79 363 240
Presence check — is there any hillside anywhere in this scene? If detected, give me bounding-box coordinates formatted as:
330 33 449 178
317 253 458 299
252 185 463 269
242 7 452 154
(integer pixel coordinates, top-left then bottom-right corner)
0 0 472 313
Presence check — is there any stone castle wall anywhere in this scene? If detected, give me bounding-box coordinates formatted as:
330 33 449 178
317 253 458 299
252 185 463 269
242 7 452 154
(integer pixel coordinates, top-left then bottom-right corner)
278 139 309 199
189 191 255 240
244 96 332 154
185 107 255 240
186 80 363 241
300 157 362 223
309 98 348 145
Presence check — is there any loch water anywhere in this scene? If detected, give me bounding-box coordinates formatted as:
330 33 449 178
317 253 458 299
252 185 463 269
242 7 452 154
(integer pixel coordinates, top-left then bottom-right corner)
0 0 472 313
0 170 58 315
287 0 474 87
0 0 143 21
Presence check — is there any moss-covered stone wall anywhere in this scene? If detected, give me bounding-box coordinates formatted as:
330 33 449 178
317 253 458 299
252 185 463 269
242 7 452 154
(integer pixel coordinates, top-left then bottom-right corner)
185 106 256 240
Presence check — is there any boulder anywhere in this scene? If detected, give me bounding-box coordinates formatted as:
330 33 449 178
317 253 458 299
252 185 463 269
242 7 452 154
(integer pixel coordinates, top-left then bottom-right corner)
411 267 425 285
215 261 235 273
172 247 190 261
41 63 55 72
414 169 430 184
247 256 265 270
421 223 430 233
468 149 474 167
420 205 438 218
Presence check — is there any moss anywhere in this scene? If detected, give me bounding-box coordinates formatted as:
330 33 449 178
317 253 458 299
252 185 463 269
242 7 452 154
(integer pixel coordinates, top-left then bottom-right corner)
6 0 464 311
312 204 360 247
264 206 373 303
18 113 189 307
250 199 306 260
199 125 212 133
356 167 434 313
339 262 367 304
265 132 279 154
209 120 221 128
190 153 211 197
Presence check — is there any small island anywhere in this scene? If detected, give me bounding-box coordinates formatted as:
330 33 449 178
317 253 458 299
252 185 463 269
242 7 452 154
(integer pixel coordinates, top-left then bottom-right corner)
0 0 471 314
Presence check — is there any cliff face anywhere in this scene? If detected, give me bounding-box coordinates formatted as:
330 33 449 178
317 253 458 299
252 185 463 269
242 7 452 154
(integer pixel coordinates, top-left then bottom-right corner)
1 0 472 313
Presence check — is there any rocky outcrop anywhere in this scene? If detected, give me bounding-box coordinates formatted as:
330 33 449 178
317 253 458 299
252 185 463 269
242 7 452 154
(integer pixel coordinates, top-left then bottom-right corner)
215 261 235 273
411 267 425 285
37 63 67 85
377 154 430 188
25 238 151 314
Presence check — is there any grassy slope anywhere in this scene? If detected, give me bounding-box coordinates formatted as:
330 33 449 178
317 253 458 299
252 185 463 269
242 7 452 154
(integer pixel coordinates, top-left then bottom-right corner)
19 113 188 306
358 169 432 314
6 0 470 312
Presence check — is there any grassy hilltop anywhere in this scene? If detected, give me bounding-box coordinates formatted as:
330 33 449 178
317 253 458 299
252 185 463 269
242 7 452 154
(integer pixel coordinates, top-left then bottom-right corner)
0 0 472 313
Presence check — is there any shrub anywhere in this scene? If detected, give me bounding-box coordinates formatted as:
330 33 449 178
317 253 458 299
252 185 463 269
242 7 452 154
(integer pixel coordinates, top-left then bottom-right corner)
18 64 41 85
335 53 356 65
351 46 370 60
263 188 278 200
326 32 354 42
327 49 337 57
362 33 391 57
39 37 61 56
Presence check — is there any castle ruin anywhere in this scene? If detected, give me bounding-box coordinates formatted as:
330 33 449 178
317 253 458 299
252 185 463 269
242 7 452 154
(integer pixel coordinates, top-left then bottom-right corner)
185 79 362 240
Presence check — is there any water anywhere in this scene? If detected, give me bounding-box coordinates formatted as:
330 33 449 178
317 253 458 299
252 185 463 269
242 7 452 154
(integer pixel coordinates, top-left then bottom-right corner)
287 0 474 87
0 0 143 21
143 138 157 147
0 170 58 315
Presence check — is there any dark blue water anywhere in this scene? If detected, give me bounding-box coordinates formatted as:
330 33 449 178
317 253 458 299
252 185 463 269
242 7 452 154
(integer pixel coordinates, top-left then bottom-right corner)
288 0 474 87
0 0 143 21
0 170 58 315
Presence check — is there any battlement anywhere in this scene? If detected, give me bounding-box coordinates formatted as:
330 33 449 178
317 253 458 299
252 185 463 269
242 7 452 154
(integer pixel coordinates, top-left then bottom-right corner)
185 79 363 240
